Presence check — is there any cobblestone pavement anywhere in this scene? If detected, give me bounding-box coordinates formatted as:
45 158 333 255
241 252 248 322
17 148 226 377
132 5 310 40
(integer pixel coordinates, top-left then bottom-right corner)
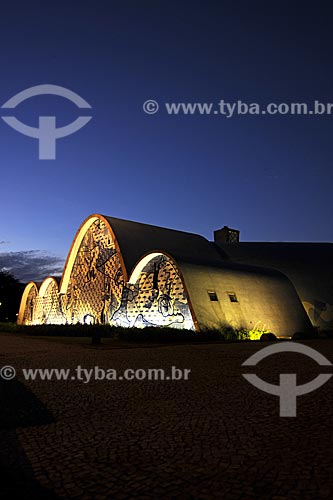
0 333 333 499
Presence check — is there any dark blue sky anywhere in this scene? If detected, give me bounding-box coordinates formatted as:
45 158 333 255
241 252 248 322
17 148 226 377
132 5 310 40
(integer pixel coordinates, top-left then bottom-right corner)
1 1 333 280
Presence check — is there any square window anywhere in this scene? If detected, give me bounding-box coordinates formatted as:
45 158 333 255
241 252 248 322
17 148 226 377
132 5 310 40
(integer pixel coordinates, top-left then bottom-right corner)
228 292 238 303
208 291 218 301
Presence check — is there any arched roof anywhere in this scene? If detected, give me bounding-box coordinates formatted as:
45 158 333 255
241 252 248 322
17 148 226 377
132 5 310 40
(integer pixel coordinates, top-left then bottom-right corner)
38 276 59 297
103 215 294 279
59 214 292 297
17 281 38 324
128 251 199 329
60 213 226 295
17 213 315 334
102 215 224 271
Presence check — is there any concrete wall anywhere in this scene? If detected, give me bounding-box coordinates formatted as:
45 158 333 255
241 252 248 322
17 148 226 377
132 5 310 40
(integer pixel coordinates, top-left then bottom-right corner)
216 243 333 331
180 262 313 337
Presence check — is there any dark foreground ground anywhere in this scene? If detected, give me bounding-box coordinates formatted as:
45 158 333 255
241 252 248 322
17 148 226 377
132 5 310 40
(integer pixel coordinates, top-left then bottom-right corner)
0 332 332 500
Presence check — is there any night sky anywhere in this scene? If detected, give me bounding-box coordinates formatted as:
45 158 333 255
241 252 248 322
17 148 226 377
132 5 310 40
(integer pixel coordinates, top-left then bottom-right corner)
1 1 333 281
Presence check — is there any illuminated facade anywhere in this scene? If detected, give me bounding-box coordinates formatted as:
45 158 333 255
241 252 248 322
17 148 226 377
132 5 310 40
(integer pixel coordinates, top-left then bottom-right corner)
18 214 315 337
18 215 194 330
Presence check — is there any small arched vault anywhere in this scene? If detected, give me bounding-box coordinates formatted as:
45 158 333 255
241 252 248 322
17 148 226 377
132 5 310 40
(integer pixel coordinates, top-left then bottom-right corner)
126 252 196 329
17 213 314 337
18 281 39 325
18 277 60 326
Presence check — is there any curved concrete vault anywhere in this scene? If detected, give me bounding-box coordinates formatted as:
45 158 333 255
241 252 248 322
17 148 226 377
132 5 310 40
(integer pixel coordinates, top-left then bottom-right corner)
18 214 314 336
18 215 196 329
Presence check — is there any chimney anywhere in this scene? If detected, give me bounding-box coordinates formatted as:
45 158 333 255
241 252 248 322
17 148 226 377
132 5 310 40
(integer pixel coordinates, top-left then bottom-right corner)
214 226 240 244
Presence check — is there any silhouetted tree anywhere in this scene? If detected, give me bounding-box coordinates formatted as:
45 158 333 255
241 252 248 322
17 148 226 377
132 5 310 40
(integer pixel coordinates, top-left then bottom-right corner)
0 271 24 322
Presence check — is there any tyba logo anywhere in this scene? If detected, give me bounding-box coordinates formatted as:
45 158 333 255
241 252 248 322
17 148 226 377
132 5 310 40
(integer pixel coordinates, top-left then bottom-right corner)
1 84 92 159
242 342 332 417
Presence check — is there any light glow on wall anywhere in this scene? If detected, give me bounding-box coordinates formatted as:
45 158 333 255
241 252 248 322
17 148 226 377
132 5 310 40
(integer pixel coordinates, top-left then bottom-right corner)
18 217 195 329
124 253 194 329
